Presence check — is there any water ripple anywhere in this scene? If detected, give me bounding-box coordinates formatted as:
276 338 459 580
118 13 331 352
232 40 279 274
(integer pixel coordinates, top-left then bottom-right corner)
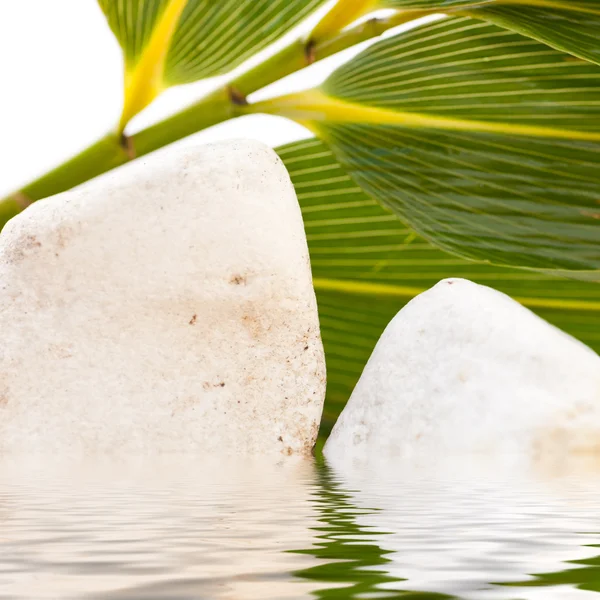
1 456 600 599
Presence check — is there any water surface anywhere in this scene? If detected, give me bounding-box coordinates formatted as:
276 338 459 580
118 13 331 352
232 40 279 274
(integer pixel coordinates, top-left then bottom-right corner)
2 456 600 599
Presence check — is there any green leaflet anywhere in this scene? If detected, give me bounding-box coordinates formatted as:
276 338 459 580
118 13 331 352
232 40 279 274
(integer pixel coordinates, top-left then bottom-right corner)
381 0 600 66
97 0 327 125
384 0 597 5
98 0 325 82
258 16 600 279
163 0 326 84
97 0 172 69
383 0 598 10
471 5 600 67
277 138 600 437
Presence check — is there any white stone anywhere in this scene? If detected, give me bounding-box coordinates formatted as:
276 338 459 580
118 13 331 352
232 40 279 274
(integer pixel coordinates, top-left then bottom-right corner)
0 140 325 454
324 278 600 464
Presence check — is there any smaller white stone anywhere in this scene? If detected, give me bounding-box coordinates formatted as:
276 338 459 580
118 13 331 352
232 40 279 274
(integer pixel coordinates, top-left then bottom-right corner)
324 278 600 464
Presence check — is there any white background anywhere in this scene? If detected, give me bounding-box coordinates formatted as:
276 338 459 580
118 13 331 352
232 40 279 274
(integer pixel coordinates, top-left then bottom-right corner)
0 0 424 197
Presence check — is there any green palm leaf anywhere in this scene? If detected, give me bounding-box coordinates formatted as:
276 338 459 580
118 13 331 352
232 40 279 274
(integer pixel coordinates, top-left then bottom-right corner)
382 0 600 66
277 138 600 436
258 16 600 279
97 0 327 126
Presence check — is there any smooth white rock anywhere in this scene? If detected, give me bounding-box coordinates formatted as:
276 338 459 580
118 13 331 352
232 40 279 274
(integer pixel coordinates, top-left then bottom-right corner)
0 140 325 454
324 278 600 464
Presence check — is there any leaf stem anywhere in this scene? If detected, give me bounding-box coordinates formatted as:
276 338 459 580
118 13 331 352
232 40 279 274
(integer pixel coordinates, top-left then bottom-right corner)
10 133 130 207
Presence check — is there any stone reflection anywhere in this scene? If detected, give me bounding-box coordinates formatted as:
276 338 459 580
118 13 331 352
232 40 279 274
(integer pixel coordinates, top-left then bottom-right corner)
0 457 324 600
323 457 600 599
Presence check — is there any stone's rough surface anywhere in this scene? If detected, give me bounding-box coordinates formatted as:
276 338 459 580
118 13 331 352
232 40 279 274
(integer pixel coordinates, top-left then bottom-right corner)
324 278 600 464
0 140 326 454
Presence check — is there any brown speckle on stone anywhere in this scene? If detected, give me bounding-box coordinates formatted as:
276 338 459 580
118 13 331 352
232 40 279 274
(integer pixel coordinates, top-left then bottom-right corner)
241 308 269 340
170 395 198 417
48 343 73 359
229 274 247 285
21 234 40 249
189 314 197 325
203 380 225 389
5 233 43 263
27 235 41 249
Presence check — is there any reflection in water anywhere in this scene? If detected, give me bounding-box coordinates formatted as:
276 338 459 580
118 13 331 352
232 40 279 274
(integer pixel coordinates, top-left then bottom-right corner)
294 464 454 599
1 457 600 599
0 457 325 599
323 458 600 599
505 550 600 595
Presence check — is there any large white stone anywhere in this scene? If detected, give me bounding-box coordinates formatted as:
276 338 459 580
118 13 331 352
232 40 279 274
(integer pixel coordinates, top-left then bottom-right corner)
0 140 326 454
324 278 600 464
